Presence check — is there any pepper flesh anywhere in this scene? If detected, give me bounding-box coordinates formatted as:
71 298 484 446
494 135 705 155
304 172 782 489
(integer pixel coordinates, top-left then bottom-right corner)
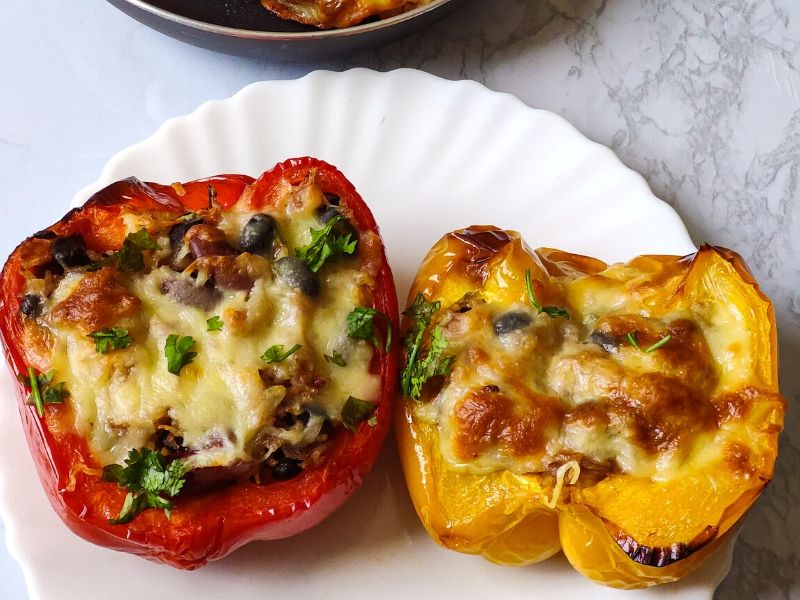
395 225 783 588
0 157 399 569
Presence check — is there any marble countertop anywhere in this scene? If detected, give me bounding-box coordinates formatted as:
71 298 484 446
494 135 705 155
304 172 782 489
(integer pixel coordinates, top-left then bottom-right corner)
1 1 797 598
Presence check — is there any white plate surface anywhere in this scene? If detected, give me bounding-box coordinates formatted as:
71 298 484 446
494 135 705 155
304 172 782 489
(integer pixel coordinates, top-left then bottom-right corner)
0 69 733 600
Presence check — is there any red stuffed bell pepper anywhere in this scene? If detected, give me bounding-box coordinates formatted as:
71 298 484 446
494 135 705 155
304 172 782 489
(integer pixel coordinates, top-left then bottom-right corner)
0 157 398 568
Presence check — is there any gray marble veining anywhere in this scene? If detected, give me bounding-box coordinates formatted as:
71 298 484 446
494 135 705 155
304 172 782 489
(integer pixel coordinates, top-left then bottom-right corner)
1 0 798 598
354 2 800 598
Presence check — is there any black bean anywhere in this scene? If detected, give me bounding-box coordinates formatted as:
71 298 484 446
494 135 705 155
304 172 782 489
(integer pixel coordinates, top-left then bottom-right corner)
271 455 302 481
19 294 42 319
591 330 619 353
52 234 90 269
273 413 296 429
169 217 203 250
152 426 186 454
32 260 63 279
240 214 277 254
324 192 340 206
493 311 532 336
275 257 319 297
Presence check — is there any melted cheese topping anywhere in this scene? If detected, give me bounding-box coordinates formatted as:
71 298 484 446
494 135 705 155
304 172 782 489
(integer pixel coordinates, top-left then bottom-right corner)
34 179 380 472
415 247 774 481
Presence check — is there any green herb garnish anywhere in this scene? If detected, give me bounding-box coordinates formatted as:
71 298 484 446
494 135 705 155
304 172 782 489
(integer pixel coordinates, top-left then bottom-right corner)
324 351 347 367
627 330 672 353
102 449 186 525
18 368 68 417
341 396 377 432
88 327 133 354
206 316 223 332
42 381 68 406
260 343 302 363
88 228 161 272
295 215 357 273
26 367 44 417
626 331 640 350
400 294 455 400
165 334 197 375
116 228 161 272
645 335 672 353
346 306 392 352
524 268 569 319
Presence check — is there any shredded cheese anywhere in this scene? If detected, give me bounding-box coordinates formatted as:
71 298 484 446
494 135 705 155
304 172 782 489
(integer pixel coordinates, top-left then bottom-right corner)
64 463 103 493
39 180 381 472
545 461 581 509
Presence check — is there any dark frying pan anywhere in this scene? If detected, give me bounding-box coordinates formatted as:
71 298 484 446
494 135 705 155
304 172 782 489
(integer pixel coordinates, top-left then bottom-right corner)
106 0 467 59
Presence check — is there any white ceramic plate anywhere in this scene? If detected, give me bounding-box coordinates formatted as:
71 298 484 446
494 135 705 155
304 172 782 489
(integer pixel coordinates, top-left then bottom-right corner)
0 69 734 600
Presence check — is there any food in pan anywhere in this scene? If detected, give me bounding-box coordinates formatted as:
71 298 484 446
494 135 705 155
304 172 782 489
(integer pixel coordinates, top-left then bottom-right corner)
261 0 434 29
0 157 398 568
395 225 783 588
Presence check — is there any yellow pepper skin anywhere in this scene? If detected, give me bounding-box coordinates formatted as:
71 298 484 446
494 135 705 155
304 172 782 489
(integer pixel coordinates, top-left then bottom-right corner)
395 226 784 589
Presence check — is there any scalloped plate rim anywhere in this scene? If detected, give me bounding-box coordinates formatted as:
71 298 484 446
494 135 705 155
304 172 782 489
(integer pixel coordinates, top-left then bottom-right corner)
1 68 736 600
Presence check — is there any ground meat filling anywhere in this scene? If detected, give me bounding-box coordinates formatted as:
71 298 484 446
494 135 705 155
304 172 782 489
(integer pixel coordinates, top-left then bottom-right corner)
431 295 728 478
16 178 380 497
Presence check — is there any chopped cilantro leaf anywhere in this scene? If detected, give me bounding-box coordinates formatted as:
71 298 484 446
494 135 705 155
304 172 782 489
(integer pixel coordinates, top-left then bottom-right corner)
88 327 133 354
165 334 197 375
126 227 160 250
346 306 392 352
342 396 377 432
347 306 377 343
116 228 161 272
89 228 161 273
102 448 186 524
295 215 357 273
42 381 68 406
524 268 569 319
26 367 43 417
403 293 441 323
400 294 454 399
645 335 672 353
324 351 347 367
206 316 223 332
627 331 672 353
260 343 302 363
18 367 68 417
540 305 570 318
626 331 640 350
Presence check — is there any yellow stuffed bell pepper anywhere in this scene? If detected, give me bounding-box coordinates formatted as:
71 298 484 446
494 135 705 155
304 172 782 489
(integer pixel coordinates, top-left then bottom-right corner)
395 226 784 589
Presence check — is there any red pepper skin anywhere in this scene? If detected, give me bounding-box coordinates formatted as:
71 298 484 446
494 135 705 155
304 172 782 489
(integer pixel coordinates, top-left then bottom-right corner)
0 158 399 569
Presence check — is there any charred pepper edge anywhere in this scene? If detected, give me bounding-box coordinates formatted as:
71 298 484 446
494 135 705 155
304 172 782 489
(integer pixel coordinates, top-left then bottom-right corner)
0 159 398 568
394 229 783 586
